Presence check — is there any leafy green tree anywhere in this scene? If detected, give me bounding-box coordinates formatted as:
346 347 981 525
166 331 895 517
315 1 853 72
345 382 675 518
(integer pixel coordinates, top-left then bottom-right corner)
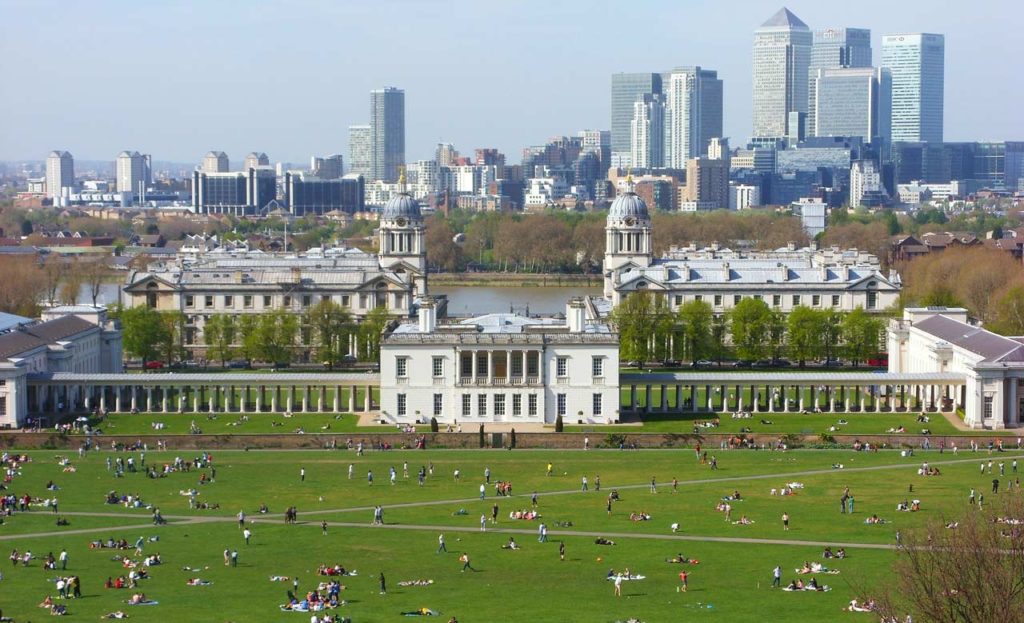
768 308 787 360
158 311 187 365
611 292 671 363
358 306 392 363
787 306 824 366
821 310 844 362
990 285 1024 335
119 306 164 363
842 308 884 366
236 315 261 364
728 298 773 361
676 300 714 362
256 310 299 364
710 314 729 364
203 314 236 367
304 299 354 369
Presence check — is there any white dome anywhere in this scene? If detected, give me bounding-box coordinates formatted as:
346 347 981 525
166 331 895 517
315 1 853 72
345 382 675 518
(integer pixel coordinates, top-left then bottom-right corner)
608 191 649 221
382 193 421 220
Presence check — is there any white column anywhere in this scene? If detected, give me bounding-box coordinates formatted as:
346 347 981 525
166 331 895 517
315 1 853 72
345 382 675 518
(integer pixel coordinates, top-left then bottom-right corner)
301 387 309 413
271 388 279 412
364 385 372 411
193 387 200 413
131 386 138 411
472 351 479 383
99 387 107 412
333 387 341 412
348 386 356 412
798 387 805 412
487 351 493 385
208 387 216 413
160 389 168 413
286 389 294 413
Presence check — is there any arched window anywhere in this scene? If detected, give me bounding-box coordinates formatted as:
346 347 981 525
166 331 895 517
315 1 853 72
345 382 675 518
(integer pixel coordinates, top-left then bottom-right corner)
145 283 158 308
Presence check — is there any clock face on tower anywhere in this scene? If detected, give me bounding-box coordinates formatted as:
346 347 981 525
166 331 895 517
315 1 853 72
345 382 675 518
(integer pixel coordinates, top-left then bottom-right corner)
624 217 636 226
396 218 407 227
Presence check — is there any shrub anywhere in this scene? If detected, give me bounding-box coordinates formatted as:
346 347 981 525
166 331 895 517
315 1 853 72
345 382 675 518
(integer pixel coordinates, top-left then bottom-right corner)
510 428 517 449
478 424 485 448
554 415 563 432
430 417 438 433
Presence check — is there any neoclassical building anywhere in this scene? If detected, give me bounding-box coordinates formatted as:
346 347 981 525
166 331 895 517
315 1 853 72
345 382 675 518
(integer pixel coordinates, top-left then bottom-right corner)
602 181 901 313
122 178 430 357
889 307 1024 429
380 297 620 425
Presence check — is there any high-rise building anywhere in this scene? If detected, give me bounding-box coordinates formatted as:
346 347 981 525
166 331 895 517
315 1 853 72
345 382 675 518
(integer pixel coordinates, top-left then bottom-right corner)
611 73 663 166
881 33 945 142
348 125 372 178
310 154 344 179
370 87 405 182
1006 142 1024 192
202 151 229 173
243 152 269 171
814 67 891 146
45 150 74 200
435 143 458 167
752 8 811 140
115 151 148 196
284 171 364 215
191 168 276 216
808 28 871 135
630 94 665 170
664 67 723 167
850 159 884 206
682 157 729 209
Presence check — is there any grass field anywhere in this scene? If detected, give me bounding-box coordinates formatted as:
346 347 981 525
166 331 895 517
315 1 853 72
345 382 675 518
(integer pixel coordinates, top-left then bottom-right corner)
2 446 1023 622
76 412 419 436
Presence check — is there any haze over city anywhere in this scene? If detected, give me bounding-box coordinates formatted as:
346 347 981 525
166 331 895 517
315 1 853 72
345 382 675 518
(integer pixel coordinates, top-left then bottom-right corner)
1 0 1021 163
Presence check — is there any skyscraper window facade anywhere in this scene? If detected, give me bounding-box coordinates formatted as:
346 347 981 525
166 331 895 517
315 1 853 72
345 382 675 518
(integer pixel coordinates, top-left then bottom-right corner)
610 73 662 167
814 67 891 147
348 125 372 178
881 33 945 142
370 87 405 182
808 27 871 135
664 67 723 168
752 8 811 140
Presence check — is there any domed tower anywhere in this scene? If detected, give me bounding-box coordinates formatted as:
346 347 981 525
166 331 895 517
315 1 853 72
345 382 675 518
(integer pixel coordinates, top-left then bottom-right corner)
603 173 653 295
379 169 426 294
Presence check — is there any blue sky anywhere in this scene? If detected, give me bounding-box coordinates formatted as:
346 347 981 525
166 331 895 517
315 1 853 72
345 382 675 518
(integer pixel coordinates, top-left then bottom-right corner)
1 0 1020 165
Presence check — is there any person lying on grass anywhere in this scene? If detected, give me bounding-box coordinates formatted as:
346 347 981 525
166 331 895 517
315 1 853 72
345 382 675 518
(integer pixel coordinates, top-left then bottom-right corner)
665 554 699 564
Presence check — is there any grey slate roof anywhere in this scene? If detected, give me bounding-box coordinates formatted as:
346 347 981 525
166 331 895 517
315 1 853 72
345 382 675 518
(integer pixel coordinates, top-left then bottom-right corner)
0 316 95 360
914 315 1024 363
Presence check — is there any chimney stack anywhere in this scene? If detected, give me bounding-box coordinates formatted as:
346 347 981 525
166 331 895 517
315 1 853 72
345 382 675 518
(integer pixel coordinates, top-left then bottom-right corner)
418 297 437 333
567 297 586 333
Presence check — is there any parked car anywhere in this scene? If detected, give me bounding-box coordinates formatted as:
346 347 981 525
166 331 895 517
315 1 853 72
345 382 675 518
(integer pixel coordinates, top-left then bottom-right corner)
143 361 164 370
770 358 791 368
732 360 754 368
227 360 250 369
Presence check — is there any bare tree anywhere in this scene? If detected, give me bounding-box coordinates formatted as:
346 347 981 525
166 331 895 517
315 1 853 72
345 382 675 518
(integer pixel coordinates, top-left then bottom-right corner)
873 490 1024 623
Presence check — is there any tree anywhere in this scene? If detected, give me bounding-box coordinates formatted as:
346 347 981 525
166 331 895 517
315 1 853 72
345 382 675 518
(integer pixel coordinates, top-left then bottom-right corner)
59 264 85 305
203 314 237 367
304 299 354 369
82 257 109 307
787 306 824 366
820 310 844 363
842 307 884 366
610 292 671 364
236 315 261 364
158 311 187 365
676 300 714 362
989 283 1024 335
357 306 391 363
256 309 298 364
40 255 64 306
767 308 787 360
710 314 729 364
120 306 165 363
874 491 1024 623
728 298 773 361
0 256 46 317
424 214 464 272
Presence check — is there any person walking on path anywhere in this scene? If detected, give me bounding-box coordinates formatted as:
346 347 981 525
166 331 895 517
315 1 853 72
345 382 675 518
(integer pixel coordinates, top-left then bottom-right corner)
437 534 447 554
614 574 622 597
480 484 486 500
459 553 475 572
582 476 588 491
772 565 782 588
480 515 487 532
368 470 374 486
379 572 387 594
300 467 305 482
672 477 678 493
782 512 790 531
678 570 688 592
243 528 252 545
59 549 67 570
595 475 601 491
650 476 657 493
538 523 548 542
321 521 328 536
230 549 238 567
485 467 491 484
559 541 565 561
491 503 499 524
531 492 539 507
237 510 246 529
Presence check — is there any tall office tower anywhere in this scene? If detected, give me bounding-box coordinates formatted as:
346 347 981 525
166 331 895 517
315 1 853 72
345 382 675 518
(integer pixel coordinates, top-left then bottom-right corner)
808 28 871 135
116 150 148 195
850 159 884 206
369 87 405 182
348 125 372 178
611 73 663 166
435 143 458 166
311 154 344 179
202 151 229 173
814 67 891 146
882 33 945 142
752 8 811 140
664 67 723 168
630 94 665 170
243 152 269 171
45 150 74 200
682 157 730 209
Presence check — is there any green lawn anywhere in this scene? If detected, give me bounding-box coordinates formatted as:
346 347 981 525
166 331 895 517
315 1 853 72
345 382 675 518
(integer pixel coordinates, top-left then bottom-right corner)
62 412 423 436
2 448 1022 621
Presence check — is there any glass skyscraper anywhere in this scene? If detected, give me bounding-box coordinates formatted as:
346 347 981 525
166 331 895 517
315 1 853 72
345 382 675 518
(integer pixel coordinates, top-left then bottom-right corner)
808 27 871 136
610 73 662 166
814 67 891 146
663 67 723 168
881 34 945 142
370 87 405 182
348 125 372 179
752 8 811 140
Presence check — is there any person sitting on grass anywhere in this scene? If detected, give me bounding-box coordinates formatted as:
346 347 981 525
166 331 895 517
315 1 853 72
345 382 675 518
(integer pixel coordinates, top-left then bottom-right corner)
733 515 753 525
500 537 520 550
594 537 616 546
629 511 651 521
835 548 847 558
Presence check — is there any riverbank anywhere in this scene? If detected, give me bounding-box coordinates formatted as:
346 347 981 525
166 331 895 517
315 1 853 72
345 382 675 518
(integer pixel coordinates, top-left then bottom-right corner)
430 272 601 287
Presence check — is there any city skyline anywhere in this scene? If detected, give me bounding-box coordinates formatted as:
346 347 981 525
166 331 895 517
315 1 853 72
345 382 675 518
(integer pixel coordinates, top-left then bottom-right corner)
1 0 1021 164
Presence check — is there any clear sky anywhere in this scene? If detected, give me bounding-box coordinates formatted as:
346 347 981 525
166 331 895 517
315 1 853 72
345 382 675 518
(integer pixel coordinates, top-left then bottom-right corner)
1 0 1020 165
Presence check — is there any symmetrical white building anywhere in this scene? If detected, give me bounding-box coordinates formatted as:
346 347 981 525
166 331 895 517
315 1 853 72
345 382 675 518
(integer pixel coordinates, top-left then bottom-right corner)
380 298 619 425
0 306 123 428
889 308 1024 429
602 182 900 312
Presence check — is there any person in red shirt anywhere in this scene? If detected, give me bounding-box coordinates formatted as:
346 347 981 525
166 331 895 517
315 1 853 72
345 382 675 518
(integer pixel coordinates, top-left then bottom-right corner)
678 570 688 592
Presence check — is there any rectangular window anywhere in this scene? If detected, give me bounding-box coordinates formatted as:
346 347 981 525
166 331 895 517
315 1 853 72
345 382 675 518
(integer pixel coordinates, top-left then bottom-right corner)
556 357 568 378
243 295 253 309
694 295 703 302
512 394 522 416
674 295 682 305
432 356 444 377
396 357 408 378
478 394 487 416
397 393 406 416
593 393 602 415
867 291 877 309
476 352 488 376
359 294 367 309
494 394 505 416
556 393 567 416
284 295 292 307
528 394 538 416
733 295 742 305
185 295 194 308
433 393 443 416
224 295 233 308
341 295 350 307
526 353 539 376
511 353 523 376
983 396 993 419
204 295 214 308
263 295 272 307
812 295 821 307
592 356 603 377
303 295 311 307
714 295 722 307
792 295 801 306
461 394 472 416
832 295 840 307
772 294 781 307
753 294 762 301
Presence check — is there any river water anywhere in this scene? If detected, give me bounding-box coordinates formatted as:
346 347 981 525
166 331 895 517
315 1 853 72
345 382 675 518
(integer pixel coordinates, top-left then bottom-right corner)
81 282 600 317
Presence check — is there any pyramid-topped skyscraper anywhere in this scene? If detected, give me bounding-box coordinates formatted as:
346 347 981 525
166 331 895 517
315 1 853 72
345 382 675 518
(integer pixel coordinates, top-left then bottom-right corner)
752 7 811 140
